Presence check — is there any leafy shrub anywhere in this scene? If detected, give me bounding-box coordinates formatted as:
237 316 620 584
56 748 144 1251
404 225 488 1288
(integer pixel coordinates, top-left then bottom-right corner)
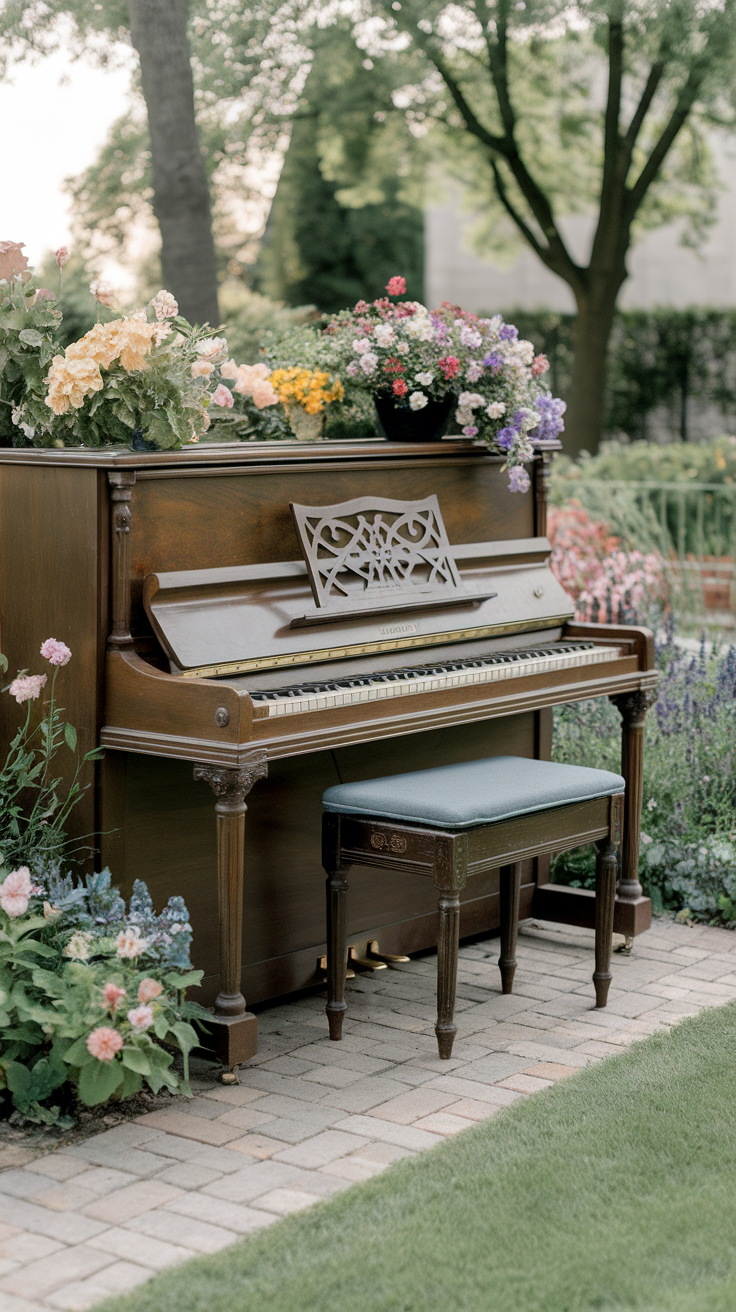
552 632 736 923
552 437 736 488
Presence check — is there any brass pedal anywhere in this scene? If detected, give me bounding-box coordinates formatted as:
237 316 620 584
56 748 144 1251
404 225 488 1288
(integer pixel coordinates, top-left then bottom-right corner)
317 955 355 980
615 935 634 956
348 946 387 971
367 939 410 965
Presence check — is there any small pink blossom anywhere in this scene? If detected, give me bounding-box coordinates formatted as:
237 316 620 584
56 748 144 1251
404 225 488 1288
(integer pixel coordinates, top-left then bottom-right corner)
55 246 69 270
138 978 164 1003
151 289 178 321
220 358 239 380
211 384 234 408
531 353 549 377
127 1004 154 1031
89 280 116 308
385 276 406 296
86 1027 124 1061
0 867 33 918
8 674 47 704
40 638 72 666
36 289 56 301
103 982 127 1014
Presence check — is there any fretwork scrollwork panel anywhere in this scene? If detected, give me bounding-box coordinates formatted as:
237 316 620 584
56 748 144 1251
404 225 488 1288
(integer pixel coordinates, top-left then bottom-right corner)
291 495 464 610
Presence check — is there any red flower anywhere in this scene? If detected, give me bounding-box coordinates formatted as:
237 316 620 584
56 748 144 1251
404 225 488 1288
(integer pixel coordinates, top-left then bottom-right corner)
386 275 407 296
384 357 406 374
438 355 460 380
393 379 409 397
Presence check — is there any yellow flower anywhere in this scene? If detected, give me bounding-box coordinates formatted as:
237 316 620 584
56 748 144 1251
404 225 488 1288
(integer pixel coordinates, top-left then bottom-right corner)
46 355 104 414
268 367 343 414
66 321 123 370
117 318 157 371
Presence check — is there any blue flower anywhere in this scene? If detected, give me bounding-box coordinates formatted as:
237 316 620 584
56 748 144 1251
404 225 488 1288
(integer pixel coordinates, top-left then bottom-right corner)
499 324 518 341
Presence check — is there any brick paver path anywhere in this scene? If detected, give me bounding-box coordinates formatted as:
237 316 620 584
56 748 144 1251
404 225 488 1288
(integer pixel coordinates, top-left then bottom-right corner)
3 916 736 1311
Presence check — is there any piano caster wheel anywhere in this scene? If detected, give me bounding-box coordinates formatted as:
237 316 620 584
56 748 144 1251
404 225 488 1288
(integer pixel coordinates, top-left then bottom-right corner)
221 1069 239 1085
367 940 410 965
615 935 634 955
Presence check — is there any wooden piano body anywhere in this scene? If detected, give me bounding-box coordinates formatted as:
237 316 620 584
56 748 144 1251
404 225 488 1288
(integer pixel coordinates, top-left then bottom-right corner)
0 438 657 1062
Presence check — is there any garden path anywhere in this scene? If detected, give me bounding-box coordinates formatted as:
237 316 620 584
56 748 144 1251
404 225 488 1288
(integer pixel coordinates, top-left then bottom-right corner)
2 916 736 1312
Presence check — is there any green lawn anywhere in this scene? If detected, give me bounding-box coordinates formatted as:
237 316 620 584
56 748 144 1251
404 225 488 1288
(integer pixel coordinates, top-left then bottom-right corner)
99 1003 736 1312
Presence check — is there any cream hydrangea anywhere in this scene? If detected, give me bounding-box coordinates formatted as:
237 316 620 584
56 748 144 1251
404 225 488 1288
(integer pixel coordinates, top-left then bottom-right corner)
46 355 104 414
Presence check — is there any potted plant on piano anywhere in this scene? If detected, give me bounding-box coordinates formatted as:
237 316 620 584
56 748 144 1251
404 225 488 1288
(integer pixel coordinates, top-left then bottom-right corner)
266 275 568 492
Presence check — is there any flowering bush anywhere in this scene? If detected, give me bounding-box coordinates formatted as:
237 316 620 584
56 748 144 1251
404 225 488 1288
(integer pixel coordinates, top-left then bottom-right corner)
0 868 206 1121
548 500 667 625
291 277 566 491
269 367 344 416
0 242 63 446
552 632 736 924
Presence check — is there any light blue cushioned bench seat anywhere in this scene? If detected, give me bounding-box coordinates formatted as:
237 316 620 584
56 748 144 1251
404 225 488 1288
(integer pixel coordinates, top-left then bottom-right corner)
322 755 625 829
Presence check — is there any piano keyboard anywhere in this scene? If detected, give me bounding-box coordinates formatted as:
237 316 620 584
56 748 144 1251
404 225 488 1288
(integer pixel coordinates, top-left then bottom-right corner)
250 641 620 717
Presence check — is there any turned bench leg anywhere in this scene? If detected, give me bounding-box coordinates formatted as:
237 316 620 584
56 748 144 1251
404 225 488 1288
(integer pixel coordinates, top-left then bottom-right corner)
436 889 461 1059
325 867 349 1040
498 861 522 994
593 836 618 1007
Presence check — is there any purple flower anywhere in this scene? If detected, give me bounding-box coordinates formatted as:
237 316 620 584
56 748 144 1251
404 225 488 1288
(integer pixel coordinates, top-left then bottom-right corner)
497 427 516 450
462 424 479 437
529 392 566 441
499 323 518 341
482 351 503 370
508 465 531 494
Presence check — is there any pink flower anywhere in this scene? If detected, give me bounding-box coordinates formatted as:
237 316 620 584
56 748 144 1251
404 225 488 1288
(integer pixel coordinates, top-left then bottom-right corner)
462 425 479 437
211 384 234 408
89 280 116 308
36 289 56 301
40 638 72 666
86 1027 124 1061
138 978 164 1003
385 276 407 296
250 381 278 409
191 360 214 379
392 379 408 398
531 354 549 377
151 290 178 321
127 1005 154 1031
103 982 126 1014
0 241 29 282
0 867 33 918
55 247 69 270
220 359 239 380
8 674 47 704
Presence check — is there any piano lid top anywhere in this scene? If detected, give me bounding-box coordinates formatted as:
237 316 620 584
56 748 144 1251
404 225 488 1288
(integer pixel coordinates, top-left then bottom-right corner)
142 534 575 679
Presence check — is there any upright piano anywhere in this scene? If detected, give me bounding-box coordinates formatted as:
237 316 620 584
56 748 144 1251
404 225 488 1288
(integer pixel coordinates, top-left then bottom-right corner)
0 437 657 1063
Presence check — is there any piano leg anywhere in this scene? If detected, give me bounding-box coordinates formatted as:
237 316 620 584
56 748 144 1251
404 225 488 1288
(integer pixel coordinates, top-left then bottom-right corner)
435 890 461 1059
611 690 657 939
323 812 351 1041
593 833 618 1007
193 755 268 1067
498 862 522 994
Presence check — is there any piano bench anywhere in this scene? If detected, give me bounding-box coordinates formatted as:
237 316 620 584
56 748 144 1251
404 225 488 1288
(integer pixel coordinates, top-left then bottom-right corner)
322 756 625 1060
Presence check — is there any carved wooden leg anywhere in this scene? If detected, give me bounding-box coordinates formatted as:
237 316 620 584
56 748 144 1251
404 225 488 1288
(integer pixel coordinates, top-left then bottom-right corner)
322 812 351 1042
611 689 657 907
435 890 461 1059
194 754 267 1065
498 861 522 994
593 835 618 1008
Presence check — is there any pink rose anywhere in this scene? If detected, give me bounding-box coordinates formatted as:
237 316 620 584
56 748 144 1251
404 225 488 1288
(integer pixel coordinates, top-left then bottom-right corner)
103 982 126 1014
385 276 407 296
250 381 279 409
0 241 29 282
138 978 164 1003
220 359 239 380
40 638 72 666
89 280 116 308
55 247 69 270
211 384 234 408
0 867 33 918
127 1004 154 1031
86 1027 124 1061
8 674 47 704
531 354 549 377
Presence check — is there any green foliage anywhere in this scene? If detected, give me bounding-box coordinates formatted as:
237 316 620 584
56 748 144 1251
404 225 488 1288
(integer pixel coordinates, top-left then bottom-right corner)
551 634 736 922
554 436 736 486
218 283 316 366
0 272 62 447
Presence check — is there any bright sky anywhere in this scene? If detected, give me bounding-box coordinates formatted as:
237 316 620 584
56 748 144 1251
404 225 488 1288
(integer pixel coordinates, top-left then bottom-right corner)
0 47 133 269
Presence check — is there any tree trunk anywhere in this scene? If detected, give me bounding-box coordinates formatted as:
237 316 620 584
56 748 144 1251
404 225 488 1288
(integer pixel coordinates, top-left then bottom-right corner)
127 0 219 326
563 292 620 459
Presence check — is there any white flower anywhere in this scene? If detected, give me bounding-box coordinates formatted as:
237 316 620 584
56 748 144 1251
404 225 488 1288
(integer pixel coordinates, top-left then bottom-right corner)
487 401 507 419
509 339 534 365
353 339 370 355
373 324 396 348
64 931 94 961
458 392 485 410
346 361 360 377
359 352 378 374
197 336 228 359
466 362 484 382
116 927 148 959
127 1004 154 1031
409 392 428 411
460 325 482 349
456 408 473 427
488 314 503 335
396 340 410 355
415 372 433 386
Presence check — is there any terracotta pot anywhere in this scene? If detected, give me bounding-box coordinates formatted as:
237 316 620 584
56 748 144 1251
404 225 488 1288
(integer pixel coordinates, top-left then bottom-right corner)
373 392 455 442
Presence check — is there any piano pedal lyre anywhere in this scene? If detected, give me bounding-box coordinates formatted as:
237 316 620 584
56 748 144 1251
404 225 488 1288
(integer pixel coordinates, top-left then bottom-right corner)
317 955 355 981
348 945 387 971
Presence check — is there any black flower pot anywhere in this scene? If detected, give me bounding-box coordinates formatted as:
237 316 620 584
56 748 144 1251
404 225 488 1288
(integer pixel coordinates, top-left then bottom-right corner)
373 392 455 443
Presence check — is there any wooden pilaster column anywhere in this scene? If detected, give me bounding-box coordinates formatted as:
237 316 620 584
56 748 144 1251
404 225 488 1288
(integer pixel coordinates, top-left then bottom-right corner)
610 689 658 908
107 472 136 649
194 753 268 1064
